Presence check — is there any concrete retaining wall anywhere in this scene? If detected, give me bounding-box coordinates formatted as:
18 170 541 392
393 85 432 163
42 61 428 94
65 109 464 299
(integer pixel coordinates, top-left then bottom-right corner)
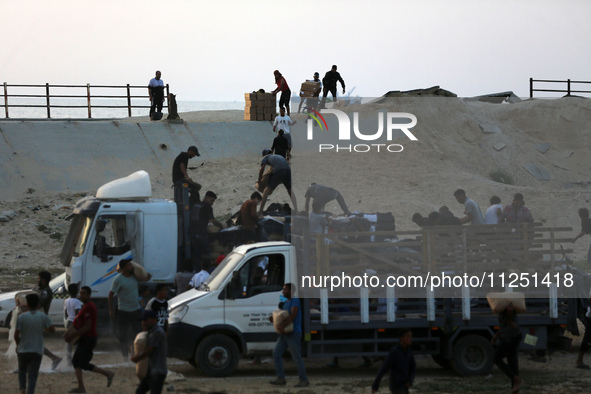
0 119 274 200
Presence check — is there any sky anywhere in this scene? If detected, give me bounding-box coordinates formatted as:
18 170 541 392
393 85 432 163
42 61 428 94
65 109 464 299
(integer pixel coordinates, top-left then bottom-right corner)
1 0 590 101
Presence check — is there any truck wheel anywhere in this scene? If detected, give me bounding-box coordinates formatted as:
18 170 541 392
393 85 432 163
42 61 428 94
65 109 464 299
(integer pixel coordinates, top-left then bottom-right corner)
195 334 240 377
432 354 452 369
451 334 494 376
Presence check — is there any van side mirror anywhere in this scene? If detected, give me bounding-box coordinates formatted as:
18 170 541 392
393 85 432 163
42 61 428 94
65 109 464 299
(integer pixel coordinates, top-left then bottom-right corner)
225 282 235 300
225 271 241 300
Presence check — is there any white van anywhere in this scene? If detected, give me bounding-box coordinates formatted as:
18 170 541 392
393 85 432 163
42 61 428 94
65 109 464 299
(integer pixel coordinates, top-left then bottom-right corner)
0 273 68 327
167 242 296 376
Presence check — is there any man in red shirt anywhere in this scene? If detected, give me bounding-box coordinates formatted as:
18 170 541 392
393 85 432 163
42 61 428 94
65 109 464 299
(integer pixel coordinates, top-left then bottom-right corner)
272 70 292 116
65 286 115 393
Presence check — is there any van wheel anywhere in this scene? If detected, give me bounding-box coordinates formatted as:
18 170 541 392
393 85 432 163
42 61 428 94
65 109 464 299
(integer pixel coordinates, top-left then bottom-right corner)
451 334 494 376
195 334 239 377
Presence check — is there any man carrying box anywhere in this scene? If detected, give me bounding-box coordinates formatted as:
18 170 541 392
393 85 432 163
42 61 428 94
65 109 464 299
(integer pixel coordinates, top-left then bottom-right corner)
298 72 322 113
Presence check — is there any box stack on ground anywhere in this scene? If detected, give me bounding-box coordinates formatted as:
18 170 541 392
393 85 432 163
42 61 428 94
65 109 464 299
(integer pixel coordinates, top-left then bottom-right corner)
244 92 276 121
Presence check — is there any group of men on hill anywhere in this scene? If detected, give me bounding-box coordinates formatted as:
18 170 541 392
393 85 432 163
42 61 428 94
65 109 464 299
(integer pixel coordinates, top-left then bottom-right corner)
413 190 534 228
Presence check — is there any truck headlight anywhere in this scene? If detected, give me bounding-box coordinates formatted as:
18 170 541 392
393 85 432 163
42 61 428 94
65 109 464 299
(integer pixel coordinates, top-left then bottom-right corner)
168 305 188 324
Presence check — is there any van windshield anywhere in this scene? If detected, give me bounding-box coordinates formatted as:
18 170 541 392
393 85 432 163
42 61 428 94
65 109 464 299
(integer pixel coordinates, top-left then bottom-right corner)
202 251 245 291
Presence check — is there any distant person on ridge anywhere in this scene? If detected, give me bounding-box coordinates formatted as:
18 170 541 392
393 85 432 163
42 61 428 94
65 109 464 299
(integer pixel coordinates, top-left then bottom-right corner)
320 65 346 108
272 70 292 116
148 70 165 120
172 146 202 205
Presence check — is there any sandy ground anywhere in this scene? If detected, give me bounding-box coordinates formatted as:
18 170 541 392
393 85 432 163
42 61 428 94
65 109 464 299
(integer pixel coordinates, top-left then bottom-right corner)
1 327 591 393
2 98 591 392
2 98 591 289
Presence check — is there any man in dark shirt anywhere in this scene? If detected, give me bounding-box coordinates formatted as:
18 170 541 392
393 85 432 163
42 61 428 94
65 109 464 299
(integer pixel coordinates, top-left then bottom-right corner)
172 146 201 204
502 193 534 223
191 191 224 271
271 129 289 159
492 303 523 392
146 284 169 333
236 192 263 246
258 150 298 214
66 286 114 393
304 183 351 216
320 65 345 108
132 310 168 394
372 328 415 393
269 283 309 387
438 206 462 225
37 271 62 369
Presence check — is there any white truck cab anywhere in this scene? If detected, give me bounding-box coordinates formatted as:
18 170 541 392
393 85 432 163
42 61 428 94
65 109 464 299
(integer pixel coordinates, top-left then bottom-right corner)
167 241 297 376
60 172 179 323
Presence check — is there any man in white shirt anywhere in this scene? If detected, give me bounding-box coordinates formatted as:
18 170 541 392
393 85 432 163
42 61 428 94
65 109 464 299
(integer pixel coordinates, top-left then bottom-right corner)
273 107 297 159
453 189 484 225
64 283 82 364
188 260 211 290
148 70 165 119
484 196 503 224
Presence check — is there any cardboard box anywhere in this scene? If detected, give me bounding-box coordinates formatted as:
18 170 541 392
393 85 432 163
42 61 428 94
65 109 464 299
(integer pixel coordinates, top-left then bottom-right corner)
256 92 265 100
264 100 275 108
301 81 321 92
264 108 274 115
266 92 276 100
256 107 264 114
245 93 256 100
244 113 257 121
257 113 265 121
245 99 256 108
244 106 256 114
486 292 526 313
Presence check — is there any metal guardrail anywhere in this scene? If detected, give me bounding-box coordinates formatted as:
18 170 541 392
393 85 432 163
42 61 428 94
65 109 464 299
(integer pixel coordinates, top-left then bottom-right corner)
530 78 591 98
1 82 170 119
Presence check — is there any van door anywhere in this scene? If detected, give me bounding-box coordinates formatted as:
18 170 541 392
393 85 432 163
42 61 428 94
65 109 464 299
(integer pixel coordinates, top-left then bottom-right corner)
85 214 132 296
223 252 287 352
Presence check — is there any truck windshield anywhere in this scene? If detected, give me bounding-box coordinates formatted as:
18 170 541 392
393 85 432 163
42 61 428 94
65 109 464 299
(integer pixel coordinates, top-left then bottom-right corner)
60 214 94 266
202 251 245 291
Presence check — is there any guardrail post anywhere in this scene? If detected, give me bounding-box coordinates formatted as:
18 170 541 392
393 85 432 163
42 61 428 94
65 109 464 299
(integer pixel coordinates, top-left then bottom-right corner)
45 83 51 118
3 82 8 118
529 78 533 98
127 84 132 117
567 79 571 96
387 285 396 322
166 84 170 110
87 84 92 119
